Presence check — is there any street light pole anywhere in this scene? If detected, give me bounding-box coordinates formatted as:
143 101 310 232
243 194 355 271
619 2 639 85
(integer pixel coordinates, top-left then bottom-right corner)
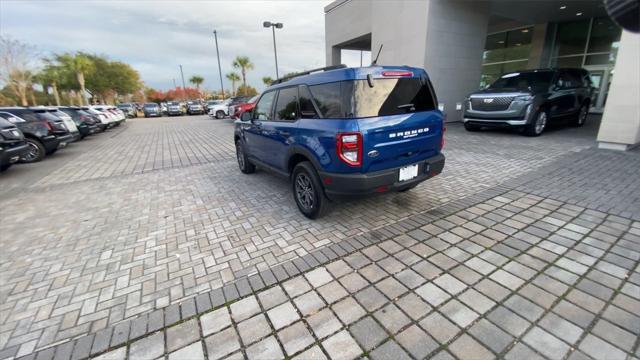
213 30 225 100
263 21 283 79
179 64 187 100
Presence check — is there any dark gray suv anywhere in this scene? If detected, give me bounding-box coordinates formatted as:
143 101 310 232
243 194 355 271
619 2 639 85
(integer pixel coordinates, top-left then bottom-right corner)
463 68 593 136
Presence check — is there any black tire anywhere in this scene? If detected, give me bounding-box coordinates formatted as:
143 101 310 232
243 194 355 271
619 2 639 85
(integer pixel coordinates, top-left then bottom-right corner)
21 138 45 163
216 111 225 119
524 109 548 137
235 140 255 174
573 102 589 127
47 148 58 155
292 161 330 219
464 123 480 132
0 164 11 172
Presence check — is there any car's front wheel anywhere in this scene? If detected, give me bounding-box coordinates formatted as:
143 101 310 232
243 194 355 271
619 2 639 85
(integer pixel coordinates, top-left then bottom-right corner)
21 138 45 163
216 111 225 119
236 140 255 174
574 103 588 127
292 161 329 219
524 109 547 136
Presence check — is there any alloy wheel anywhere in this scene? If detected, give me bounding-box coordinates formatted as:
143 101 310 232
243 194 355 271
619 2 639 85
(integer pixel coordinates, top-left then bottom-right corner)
579 106 588 125
535 112 547 134
24 141 40 162
236 142 245 170
295 173 315 210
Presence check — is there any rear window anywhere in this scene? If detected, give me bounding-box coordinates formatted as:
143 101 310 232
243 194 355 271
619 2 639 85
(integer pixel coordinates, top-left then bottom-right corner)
309 78 437 118
144 103 158 108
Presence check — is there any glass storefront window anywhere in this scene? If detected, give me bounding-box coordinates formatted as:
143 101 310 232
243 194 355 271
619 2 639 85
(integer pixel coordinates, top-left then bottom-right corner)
553 20 590 57
549 17 622 68
482 27 533 64
588 17 621 53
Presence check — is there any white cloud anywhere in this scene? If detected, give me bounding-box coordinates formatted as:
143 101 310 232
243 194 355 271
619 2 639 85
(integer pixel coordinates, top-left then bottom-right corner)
0 0 333 91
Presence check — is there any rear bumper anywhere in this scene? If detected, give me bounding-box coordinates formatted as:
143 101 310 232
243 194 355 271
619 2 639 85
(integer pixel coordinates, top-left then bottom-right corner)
320 153 445 196
55 134 74 149
0 142 29 166
463 118 527 127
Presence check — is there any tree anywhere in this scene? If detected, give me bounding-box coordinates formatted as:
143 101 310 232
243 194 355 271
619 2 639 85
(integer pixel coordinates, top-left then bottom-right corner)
262 76 273 86
226 72 240 96
56 53 95 105
189 75 204 90
0 36 38 106
232 56 254 93
236 85 258 97
34 61 64 106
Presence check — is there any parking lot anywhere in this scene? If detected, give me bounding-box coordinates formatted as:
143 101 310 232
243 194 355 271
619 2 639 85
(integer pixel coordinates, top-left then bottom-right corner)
1 115 638 359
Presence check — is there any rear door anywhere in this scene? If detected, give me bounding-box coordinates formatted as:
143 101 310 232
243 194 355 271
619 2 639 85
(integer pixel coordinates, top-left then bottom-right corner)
348 76 443 173
244 91 276 163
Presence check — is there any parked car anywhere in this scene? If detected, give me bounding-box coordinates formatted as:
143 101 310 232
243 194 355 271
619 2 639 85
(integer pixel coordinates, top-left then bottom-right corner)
187 100 205 115
231 95 259 119
0 117 29 171
227 96 252 120
143 103 162 117
167 101 184 116
81 106 112 129
208 99 231 119
32 107 81 141
92 105 125 126
58 106 100 138
206 100 223 114
0 107 75 163
463 68 593 136
234 65 445 218
117 103 137 118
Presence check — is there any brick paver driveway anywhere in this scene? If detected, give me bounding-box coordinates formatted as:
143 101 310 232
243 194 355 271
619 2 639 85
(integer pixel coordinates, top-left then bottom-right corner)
1 115 638 359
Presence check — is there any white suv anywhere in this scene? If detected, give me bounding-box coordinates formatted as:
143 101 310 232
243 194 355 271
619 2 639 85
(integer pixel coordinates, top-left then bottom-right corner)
208 99 231 119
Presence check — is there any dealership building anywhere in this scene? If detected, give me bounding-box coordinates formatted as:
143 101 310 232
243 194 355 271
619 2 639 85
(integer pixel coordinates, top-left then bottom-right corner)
325 0 639 150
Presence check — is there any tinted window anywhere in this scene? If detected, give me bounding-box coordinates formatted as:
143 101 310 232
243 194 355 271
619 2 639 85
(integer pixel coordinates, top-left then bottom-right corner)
274 87 298 121
557 70 582 88
489 71 554 91
348 78 437 117
299 85 318 118
253 91 276 120
309 82 342 118
144 104 158 109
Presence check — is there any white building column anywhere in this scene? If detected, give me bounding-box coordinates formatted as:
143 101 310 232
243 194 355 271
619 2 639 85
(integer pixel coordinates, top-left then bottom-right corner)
597 30 640 151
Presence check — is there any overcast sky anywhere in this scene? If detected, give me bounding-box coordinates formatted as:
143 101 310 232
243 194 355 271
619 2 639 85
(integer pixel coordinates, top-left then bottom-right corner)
0 0 370 91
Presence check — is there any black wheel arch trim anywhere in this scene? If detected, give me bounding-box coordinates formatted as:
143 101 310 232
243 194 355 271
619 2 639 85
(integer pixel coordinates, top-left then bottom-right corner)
285 145 323 176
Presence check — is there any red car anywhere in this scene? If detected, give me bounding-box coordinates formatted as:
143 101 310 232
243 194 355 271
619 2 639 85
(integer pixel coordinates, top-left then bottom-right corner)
232 95 259 119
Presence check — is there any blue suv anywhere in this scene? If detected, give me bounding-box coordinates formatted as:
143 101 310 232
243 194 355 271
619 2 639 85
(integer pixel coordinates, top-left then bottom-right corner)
235 65 445 218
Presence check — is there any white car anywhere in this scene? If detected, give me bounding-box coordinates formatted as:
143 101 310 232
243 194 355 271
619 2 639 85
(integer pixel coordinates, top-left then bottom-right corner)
208 99 231 119
85 106 115 127
92 105 124 126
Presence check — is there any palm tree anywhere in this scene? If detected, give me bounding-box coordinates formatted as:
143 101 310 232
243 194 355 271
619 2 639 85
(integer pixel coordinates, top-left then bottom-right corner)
189 75 204 90
262 76 273 86
226 72 240 96
232 56 254 92
56 53 94 105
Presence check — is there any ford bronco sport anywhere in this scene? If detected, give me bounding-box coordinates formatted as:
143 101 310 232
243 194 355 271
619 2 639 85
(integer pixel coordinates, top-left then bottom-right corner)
234 65 445 218
463 68 593 136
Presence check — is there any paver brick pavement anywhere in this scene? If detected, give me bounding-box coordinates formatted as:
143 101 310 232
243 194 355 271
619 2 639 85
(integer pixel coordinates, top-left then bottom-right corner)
3 116 640 359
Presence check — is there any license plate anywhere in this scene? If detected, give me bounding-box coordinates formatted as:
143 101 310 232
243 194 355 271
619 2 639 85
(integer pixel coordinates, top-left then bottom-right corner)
11 130 20 137
399 164 419 182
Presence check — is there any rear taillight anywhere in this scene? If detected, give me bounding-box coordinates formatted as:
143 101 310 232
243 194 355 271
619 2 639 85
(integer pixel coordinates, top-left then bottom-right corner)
337 132 362 167
440 126 446 150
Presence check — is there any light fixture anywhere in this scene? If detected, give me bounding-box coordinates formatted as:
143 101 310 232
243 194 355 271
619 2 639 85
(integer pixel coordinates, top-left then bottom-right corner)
521 29 529 33
576 12 583 16
515 43 522 46
560 5 567 9
498 40 505 43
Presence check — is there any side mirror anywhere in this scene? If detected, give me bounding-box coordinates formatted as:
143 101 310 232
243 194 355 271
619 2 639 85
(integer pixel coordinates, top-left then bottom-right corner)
241 111 252 122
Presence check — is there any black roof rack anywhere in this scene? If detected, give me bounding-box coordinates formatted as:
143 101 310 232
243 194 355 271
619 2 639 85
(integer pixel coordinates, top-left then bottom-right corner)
271 64 347 85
